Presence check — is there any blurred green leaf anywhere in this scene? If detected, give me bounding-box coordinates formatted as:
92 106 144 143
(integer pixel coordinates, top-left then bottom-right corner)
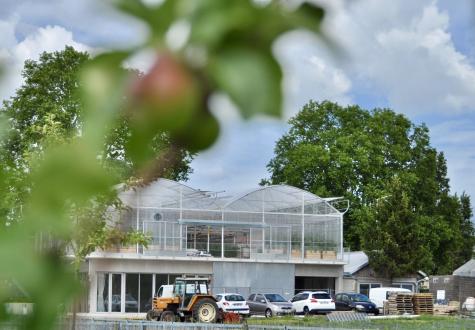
80 51 131 151
26 143 113 234
114 0 176 44
172 111 220 152
209 47 282 118
186 0 256 48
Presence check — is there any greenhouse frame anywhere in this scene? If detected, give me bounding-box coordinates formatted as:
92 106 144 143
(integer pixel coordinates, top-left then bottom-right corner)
117 179 345 262
85 179 349 314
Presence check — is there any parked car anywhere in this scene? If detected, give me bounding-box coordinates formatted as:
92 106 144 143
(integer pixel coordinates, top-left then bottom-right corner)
106 294 138 312
335 293 379 314
247 293 295 317
215 293 250 316
291 291 335 314
369 287 411 310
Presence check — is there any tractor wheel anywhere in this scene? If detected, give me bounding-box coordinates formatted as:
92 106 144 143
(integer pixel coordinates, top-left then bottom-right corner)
160 311 176 322
146 310 159 321
193 298 218 323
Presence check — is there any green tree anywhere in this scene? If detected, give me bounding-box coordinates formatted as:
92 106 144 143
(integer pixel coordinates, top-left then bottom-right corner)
264 100 419 248
355 177 437 277
0 47 194 185
264 100 474 276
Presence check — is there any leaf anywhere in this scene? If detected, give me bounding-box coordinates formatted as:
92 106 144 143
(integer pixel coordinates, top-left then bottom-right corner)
79 51 131 151
209 47 282 118
114 0 176 43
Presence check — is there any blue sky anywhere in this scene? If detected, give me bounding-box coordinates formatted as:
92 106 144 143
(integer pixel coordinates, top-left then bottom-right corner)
0 0 474 203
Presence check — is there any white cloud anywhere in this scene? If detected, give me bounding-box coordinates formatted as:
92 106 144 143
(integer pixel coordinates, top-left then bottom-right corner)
274 31 353 118
0 23 89 102
315 0 475 115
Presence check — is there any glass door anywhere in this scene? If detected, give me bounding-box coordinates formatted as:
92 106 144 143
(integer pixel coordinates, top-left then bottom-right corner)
96 273 124 312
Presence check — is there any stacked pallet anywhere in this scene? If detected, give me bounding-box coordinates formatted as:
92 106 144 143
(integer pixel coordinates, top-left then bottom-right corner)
434 301 459 315
387 292 413 315
413 293 434 315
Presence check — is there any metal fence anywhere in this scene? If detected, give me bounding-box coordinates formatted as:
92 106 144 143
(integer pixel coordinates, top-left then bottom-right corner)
57 320 364 330
2 317 475 330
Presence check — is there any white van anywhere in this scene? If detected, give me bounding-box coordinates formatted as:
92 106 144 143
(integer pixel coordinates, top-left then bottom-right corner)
369 287 411 309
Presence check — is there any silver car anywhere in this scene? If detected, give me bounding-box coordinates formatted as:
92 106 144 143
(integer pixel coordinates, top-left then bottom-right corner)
247 293 295 317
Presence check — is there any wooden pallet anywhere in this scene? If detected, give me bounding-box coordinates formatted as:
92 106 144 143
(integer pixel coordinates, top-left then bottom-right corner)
386 293 413 315
413 293 434 315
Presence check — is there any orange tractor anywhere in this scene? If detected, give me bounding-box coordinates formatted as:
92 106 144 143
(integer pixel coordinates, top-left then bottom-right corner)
146 276 221 323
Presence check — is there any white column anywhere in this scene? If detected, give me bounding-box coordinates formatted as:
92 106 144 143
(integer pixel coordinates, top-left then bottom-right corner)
262 190 265 253
136 190 140 254
121 273 126 313
207 226 210 253
108 273 112 313
221 226 224 258
221 211 225 258
89 263 97 313
179 186 183 251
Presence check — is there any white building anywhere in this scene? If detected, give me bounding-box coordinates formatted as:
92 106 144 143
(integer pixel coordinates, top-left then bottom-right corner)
84 179 347 314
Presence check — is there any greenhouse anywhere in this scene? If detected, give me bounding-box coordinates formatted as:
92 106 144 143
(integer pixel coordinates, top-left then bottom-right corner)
116 179 345 262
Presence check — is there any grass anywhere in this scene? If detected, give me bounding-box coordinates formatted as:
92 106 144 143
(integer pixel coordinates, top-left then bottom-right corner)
246 315 475 329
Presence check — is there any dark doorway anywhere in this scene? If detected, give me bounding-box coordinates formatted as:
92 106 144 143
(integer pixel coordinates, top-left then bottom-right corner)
295 276 335 295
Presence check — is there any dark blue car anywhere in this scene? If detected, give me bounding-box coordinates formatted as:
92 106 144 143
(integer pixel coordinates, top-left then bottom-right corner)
335 293 379 314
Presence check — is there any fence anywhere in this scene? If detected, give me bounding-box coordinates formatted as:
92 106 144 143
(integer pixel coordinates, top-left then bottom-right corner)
2 317 475 330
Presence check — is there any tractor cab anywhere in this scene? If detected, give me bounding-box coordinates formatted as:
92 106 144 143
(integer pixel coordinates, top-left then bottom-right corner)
174 277 210 309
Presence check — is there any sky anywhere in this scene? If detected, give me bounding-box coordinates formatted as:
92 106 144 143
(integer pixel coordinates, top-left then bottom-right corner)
0 0 474 202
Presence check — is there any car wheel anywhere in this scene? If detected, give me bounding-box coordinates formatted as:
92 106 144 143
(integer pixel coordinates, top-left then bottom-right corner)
303 306 310 316
265 308 273 318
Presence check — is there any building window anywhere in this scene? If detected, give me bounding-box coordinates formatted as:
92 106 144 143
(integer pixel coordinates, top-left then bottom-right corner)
96 273 109 312
391 283 414 292
96 273 122 313
125 274 139 313
359 283 381 297
111 274 122 312
124 273 156 313
140 274 153 312
98 272 211 313
432 278 438 284
443 277 450 283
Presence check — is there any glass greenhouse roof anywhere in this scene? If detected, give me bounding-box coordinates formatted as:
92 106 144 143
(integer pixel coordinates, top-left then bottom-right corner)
120 179 341 215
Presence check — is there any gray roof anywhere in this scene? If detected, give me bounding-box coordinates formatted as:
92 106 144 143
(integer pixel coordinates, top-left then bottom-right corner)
453 259 475 277
343 251 369 275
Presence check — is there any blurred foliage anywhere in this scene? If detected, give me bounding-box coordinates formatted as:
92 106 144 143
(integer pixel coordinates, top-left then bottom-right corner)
0 0 327 329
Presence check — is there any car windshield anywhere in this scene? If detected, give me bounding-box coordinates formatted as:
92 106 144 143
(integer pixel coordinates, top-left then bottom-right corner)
265 294 287 302
313 293 331 299
226 294 245 301
351 294 371 302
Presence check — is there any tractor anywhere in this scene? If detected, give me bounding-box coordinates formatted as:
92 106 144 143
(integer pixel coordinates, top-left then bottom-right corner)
146 276 220 323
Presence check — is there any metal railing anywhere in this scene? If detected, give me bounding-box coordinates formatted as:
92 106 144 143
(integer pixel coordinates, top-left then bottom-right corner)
2 317 475 330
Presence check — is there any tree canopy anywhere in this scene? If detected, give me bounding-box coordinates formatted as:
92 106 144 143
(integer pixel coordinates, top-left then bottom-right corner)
0 47 198 268
1 46 194 183
264 100 474 276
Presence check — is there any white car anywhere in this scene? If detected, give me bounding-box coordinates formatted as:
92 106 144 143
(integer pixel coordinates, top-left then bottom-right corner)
291 291 335 314
215 293 250 316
